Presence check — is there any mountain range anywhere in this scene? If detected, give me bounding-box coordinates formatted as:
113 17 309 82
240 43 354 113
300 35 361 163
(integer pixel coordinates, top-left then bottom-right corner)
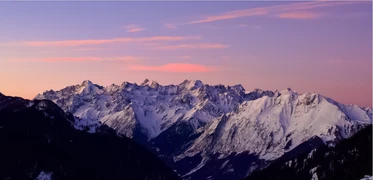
34 79 372 180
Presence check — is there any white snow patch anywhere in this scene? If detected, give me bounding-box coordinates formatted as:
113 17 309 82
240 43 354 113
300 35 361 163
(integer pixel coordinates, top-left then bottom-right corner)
308 149 317 159
27 101 34 107
310 166 318 180
309 166 318 174
285 160 292 167
311 172 318 180
361 175 373 180
220 160 229 169
35 171 52 180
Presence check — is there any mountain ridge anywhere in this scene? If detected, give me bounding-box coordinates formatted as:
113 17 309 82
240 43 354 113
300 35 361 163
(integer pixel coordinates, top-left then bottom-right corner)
34 79 372 180
36 79 371 109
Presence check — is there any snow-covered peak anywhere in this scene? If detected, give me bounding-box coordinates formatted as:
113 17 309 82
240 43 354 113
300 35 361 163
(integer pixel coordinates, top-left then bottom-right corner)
140 79 159 88
81 80 93 87
77 80 103 94
120 81 135 89
178 88 371 162
253 88 264 93
35 79 371 139
279 88 298 95
230 84 245 92
248 88 271 95
180 79 204 90
141 78 150 85
244 88 275 101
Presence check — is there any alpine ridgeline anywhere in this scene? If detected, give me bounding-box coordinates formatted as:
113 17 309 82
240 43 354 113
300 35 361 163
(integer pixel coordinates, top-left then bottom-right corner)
35 79 373 180
0 93 180 180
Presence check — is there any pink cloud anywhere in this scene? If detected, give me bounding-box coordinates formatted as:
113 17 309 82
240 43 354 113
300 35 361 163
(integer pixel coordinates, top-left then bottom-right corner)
74 47 106 51
155 43 229 50
22 36 202 47
123 24 146 33
201 25 224 29
127 28 146 32
143 42 166 47
111 56 143 61
128 63 218 73
185 8 267 24
8 56 143 62
276 11 322 19
274 1 359 12
169 1 362 25
9 57 103 62
24 39 113 47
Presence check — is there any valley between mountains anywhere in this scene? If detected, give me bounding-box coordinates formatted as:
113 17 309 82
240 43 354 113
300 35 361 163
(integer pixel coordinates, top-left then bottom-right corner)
31 79 372 180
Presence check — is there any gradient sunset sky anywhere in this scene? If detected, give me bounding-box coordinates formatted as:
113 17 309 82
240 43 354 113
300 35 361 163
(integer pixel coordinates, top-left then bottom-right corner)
0 1 372 107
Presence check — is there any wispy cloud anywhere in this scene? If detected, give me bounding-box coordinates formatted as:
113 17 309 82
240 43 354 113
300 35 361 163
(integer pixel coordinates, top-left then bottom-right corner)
202 25 224 29
143 42 166 47
111 56 144 61
275 11 322 19
9 57 103 62
167 1 363 26
8 56 143 62
185 8 267 24
123 24 146 33
127 28 146 33
128 63 218 73
165 24 177 29
238 24 249 27
154 43 229 50
22 36 202 47
74 47 106 51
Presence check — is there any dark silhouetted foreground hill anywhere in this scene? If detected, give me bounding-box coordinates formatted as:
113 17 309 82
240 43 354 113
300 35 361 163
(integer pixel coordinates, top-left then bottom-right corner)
0 93 180 180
